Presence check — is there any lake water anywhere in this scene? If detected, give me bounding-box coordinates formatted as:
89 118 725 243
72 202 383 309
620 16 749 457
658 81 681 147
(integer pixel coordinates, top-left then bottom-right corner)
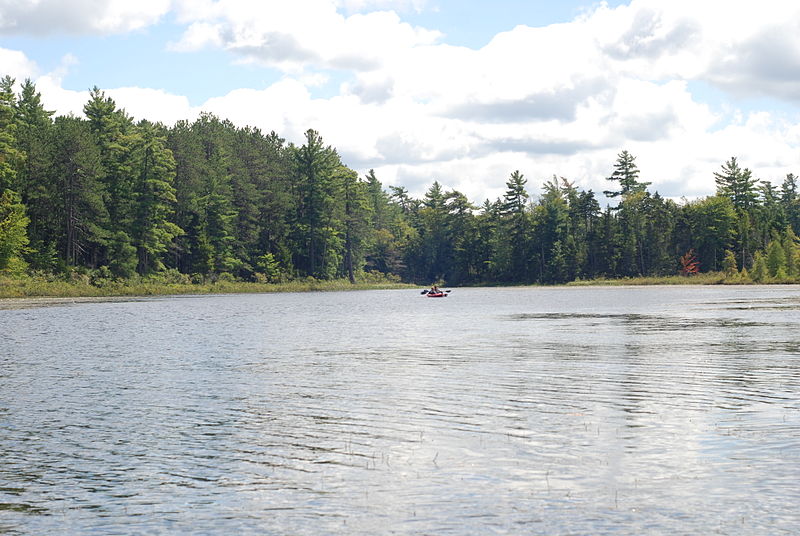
1 285 799 534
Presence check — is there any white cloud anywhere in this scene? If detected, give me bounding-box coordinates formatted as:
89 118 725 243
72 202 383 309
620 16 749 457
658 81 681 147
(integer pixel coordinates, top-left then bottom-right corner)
171 0 441 72
0 47 38 80
168 22 224 52
34 75 88 117
108 87 194 125
0 0 171 35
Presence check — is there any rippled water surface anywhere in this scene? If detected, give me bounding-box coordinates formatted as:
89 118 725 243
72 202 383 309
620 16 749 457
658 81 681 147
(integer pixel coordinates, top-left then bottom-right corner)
2 286 800 534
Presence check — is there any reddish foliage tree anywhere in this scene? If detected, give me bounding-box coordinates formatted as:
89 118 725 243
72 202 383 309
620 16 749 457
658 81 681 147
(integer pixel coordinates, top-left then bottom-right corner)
680 249 700 276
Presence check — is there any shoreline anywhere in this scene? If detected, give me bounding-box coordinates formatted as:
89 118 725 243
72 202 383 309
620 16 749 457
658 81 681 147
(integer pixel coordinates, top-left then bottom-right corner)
3 271 797 303
0 278 415 302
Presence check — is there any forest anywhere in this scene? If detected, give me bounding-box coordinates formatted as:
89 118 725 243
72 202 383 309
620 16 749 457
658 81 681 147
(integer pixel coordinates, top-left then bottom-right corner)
2 75 800 288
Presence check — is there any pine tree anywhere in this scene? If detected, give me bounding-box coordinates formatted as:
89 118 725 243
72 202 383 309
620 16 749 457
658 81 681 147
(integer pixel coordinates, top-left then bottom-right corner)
340 166 371 283
51 116 109 267
501 170 531 280
604 150 650 199
292 129 340 278
130 120 184 274
714 157 759 212
14 79 56 270
781 173 800 234
0 76 19 191
84 88 135 223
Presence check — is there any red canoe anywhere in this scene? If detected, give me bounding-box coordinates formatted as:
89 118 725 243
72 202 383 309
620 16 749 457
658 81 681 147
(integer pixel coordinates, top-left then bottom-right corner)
427 292 447 298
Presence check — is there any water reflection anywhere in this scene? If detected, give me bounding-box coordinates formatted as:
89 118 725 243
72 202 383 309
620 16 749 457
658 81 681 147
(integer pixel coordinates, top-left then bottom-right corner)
1 287 799 533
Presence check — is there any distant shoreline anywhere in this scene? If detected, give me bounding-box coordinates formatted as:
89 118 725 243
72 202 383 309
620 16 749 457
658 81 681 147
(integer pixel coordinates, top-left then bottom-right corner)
3 271 797 303
0 278 414 301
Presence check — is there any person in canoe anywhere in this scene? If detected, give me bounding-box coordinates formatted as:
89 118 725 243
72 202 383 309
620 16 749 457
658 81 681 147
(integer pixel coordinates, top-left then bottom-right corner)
429 284 440 294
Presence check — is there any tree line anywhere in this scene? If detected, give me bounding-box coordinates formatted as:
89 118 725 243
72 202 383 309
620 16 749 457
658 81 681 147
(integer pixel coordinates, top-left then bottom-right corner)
2 76 800 286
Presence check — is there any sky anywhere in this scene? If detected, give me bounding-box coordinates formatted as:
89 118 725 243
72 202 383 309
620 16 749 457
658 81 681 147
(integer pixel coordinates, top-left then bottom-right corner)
2 0 800 203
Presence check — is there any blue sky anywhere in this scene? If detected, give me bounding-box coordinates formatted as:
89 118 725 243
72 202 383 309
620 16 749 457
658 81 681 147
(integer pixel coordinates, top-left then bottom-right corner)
2 0 800 202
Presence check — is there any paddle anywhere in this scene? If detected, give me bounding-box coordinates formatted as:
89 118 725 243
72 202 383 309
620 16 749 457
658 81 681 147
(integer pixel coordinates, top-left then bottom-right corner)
421 289 429 294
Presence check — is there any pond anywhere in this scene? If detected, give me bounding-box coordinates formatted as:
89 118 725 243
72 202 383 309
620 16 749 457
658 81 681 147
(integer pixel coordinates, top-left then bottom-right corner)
1 286 799 534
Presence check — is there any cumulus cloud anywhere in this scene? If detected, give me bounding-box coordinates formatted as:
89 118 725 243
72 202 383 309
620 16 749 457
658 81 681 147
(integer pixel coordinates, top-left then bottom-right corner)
0 0 171 35
592 0 800 97
444 80 609 124
170 0 441 72
0 47 39 79
108 87 194 125
707 26 800 101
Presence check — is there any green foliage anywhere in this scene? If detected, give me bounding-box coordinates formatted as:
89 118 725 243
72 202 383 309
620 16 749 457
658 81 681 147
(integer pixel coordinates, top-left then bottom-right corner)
750 251 768 282
0 76 22 192
681 195 736 271
107 231 137 278
766 237 787 278
14 79 56 270
6 79 800 290
722 249 738 277
784 226 800 277
255 251 283 283
0 189 30 273
131 120 184 274
715 157 759 212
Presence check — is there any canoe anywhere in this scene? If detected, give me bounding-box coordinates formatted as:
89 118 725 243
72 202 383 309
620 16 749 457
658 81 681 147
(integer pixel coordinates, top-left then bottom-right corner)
427 292 447 298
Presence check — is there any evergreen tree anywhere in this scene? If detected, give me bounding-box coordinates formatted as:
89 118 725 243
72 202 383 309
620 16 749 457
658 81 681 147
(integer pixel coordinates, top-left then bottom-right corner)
231 127 294 279
412 181 452 283
292 129 340 278
0 76 21 193
756 181 785 248
766 236 787 278
340 166 372 283
51 115 109 267
714 157 759 212
750 250 768 282
616 191 648 276
191 114 239 275
14 79 57 270
783 226 800 277
604 150 650 199
781 173 800 234
534 178 570 283
501 170 531 281
641 193 678 275
682 195 737 271
130 120 184 274
362 169 404 275
445 189 478 284
84 88 135 225
722 249 738 277
714 158 760 270
168 119 205 273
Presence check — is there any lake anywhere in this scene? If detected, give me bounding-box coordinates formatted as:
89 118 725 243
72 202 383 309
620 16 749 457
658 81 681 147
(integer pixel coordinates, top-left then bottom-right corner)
1 285 799 534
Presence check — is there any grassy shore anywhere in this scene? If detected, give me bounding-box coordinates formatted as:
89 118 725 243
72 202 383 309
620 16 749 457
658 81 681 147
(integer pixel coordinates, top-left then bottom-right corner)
566 272 730 286
3 270 797 300
565 271 800 286
0 274 414 299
